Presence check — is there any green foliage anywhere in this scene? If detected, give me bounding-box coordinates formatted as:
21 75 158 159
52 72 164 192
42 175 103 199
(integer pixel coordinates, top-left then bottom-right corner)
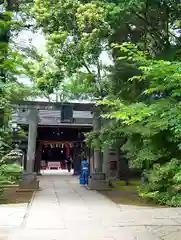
31 0 181 99
0 149 23 166
0 175 14 186
0 164 22 183
0 4 44 159
98 43 181 168
0 4 44 198
139 159 181 206
93 42 181 205
32 0 111 97
0 162 22 191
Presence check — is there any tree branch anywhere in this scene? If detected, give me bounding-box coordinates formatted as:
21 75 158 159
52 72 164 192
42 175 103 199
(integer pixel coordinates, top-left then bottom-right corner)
136 13 165 44
82 61 93 74
136 12 181 43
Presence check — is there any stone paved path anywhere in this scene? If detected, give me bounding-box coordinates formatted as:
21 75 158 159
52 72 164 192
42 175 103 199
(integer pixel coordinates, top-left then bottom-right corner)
1 171 181 239
0 203 28 239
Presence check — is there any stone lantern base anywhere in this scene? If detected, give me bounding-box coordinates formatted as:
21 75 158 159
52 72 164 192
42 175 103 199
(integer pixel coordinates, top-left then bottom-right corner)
87 172 110 190
18 172 39 190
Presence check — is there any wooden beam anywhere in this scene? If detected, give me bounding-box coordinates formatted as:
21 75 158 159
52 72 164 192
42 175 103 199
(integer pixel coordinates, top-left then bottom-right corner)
11 100 96 111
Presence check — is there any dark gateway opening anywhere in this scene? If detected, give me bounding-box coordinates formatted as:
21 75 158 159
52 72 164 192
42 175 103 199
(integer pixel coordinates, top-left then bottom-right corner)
35 126 92 174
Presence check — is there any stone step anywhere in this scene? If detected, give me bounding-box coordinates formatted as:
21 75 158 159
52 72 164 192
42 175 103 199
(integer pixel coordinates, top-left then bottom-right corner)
19 180 39 190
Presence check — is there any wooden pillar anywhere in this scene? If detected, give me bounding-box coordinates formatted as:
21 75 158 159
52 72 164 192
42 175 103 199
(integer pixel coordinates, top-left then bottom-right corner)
34 141 42 174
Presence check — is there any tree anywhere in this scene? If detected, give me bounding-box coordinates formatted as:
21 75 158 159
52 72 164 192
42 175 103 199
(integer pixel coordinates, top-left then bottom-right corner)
93 42 181 204
32 0 181 98
98 42 181 163
21 44 83 102
33 0 112 99
0 2 44 158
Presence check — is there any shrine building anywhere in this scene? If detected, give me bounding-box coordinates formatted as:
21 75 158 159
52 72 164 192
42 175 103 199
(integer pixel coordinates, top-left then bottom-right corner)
11 100 120 190
11 100 95 175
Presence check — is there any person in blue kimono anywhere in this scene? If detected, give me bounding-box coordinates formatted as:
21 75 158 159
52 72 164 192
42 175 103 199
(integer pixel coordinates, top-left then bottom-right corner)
80 157 89 185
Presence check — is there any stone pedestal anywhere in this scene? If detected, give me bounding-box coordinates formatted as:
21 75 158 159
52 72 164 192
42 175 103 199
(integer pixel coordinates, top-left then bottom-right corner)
88 172 110 190
87 179 110 190
19 172 39 190
91 172 105 180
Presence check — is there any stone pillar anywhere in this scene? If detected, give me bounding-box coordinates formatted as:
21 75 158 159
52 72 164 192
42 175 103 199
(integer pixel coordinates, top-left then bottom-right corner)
102 144 109 177
93 110 103 172
19 108 39 190
87 110 109 190
26 108 38 173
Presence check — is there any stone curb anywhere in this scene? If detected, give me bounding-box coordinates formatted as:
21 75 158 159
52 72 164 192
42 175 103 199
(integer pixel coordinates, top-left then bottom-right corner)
20 189 37 229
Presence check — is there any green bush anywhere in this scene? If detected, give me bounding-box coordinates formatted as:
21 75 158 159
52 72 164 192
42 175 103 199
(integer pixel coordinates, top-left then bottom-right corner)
0 188 3 196
139 159 181 206
0 150 24 166
0 175 14 185
0 170 16 197
0 164 22 183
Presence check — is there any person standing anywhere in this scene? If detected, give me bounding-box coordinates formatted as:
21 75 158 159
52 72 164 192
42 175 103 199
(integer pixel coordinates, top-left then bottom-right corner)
80 157 89 185
66 155 73 172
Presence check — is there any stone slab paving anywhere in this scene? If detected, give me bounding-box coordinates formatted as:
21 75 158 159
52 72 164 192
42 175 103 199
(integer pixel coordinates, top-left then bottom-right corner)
0 203 28 240
1 171 181 239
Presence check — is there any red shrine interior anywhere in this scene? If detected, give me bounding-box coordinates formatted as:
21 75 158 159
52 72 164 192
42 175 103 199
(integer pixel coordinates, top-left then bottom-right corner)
35 126 92 171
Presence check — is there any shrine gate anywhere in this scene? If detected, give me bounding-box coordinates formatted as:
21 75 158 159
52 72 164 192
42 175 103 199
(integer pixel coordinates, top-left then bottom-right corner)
11 100 118 190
